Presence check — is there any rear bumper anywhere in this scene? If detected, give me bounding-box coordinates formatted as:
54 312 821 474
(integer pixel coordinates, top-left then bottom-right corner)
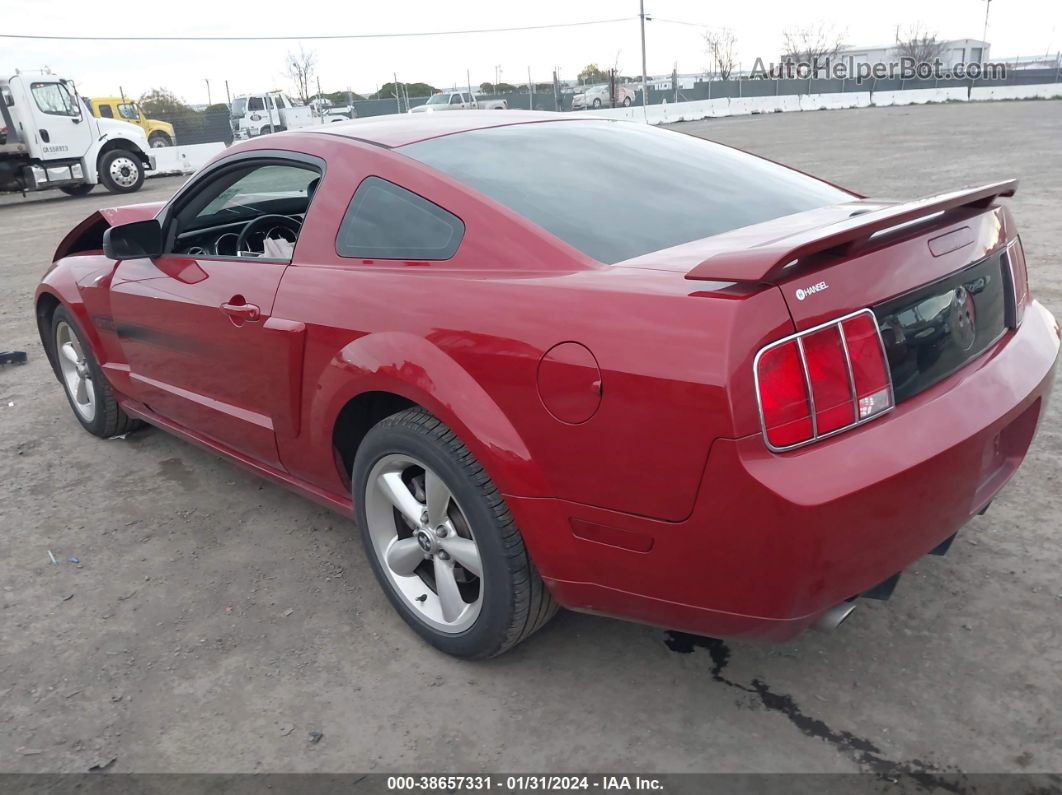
509 300 1060 640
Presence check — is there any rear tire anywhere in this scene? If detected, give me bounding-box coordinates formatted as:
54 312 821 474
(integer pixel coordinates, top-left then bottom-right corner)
59 183 95 197
98 149 145 194
49 306 140 438
353 407 557 659
148 132 172 148
623 96 632 107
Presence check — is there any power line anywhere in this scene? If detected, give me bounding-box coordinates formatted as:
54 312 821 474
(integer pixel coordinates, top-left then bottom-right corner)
652 18 709 29
0 16 637 42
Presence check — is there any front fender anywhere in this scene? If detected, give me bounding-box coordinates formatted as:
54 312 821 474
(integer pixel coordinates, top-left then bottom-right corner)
311 331 549 498
35 261 110 383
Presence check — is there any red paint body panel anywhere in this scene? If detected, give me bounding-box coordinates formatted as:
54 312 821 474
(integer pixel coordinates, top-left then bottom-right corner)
513 302 1057 638
34 118 1060 641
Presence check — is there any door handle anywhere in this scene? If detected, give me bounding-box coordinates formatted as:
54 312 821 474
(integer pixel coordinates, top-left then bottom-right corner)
220 301 261 321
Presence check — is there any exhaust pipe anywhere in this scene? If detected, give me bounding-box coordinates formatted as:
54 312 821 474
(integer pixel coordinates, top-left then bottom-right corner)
814 601 857 632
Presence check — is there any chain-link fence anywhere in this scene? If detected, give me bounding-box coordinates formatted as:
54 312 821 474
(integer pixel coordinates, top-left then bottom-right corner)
127 66 1060 149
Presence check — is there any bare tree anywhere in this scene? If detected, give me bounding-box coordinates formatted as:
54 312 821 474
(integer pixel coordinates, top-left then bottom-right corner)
704 28 738 79
781 24 846 65
285 47 317 104
895 26 948 63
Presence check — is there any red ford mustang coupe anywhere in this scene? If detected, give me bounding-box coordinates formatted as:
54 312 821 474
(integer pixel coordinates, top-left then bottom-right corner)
36 112 1059 658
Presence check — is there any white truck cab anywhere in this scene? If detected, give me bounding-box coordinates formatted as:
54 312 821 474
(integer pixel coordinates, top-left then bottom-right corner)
0 70 154 196
230 92 314 139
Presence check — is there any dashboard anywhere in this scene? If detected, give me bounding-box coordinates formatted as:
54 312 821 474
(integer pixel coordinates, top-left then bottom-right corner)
174 214 302 257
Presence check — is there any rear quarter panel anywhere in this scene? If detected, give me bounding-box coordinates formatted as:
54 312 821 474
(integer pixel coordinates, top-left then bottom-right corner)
272 136 793 520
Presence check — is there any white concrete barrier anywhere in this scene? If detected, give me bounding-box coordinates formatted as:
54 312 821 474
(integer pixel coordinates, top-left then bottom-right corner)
970 83 1062 101
149 142 226 177
589 83 1058 125
870 87 968 106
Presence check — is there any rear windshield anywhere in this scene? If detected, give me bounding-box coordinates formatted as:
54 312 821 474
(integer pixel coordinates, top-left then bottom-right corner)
401 120 851 264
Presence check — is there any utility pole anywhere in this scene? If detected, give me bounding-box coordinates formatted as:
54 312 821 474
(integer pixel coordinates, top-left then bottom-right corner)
639 0 650 120
467 69 473 101
205 78 211 107
981 0 993 60
527 66 533 110
393 72 402 113
224 79 231 108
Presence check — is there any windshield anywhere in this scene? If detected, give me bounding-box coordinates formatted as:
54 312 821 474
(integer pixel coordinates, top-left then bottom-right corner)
230 97 247 118
403 120 852 264
425 94 450 105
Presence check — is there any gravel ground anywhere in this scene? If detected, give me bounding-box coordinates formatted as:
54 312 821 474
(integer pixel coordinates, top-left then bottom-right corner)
0 100 1059 778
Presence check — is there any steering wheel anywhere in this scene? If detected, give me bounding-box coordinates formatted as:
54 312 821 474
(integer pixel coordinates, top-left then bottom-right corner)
236 214 302 256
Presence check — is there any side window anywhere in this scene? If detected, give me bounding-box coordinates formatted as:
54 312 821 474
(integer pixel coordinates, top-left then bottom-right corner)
266 95 275 110
31 82 78 116
248 96 265 111
449 94 462 105
98 103 114 118
1 87 13 107
170 161 321 260
336 177 464 261
275 95 287 109
117 103 138 120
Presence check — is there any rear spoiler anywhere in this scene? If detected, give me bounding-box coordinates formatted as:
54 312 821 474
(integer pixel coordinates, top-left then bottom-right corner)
685 179 1018 283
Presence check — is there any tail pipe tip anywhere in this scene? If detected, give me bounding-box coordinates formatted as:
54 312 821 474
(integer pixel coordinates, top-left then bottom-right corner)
814 601 857 632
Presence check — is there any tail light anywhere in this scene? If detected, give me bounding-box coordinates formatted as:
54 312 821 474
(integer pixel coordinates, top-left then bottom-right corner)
1004 237 1029 328
755 309 894 451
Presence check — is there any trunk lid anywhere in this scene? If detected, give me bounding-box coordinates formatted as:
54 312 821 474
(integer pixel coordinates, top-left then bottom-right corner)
770 201 1014 406
629 181 1018 407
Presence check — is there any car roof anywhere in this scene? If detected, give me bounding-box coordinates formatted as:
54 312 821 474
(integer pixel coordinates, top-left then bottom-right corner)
307 110 593 149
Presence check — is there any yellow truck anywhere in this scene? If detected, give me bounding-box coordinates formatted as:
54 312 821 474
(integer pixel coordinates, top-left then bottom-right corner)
87 97 175 147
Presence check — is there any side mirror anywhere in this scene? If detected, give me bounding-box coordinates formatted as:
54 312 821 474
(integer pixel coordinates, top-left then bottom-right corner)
103 220 163 260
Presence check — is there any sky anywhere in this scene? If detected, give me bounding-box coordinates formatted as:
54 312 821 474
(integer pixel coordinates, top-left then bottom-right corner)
3 0 1060 103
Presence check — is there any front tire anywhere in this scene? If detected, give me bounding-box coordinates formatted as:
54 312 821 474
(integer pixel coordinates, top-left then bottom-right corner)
592 97 602 108
353 408 557 659
98 149 145 194
50 306 139 438
623 96 632 107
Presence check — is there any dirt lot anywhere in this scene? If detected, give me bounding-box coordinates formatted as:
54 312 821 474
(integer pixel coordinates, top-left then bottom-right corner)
1 101 1060 778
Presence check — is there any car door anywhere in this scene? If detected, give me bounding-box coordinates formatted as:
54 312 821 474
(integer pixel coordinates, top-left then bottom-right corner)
108 154 323 468
26 80 92 157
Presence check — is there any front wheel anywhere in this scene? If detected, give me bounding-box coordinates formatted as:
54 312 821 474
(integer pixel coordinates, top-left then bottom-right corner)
592 97 602 108
353 408 557 659
623 96 632 107
50 306 140 437
98 149 145 194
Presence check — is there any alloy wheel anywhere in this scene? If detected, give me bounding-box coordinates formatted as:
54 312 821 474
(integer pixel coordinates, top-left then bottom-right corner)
55 320 96 422
364 454 484 633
